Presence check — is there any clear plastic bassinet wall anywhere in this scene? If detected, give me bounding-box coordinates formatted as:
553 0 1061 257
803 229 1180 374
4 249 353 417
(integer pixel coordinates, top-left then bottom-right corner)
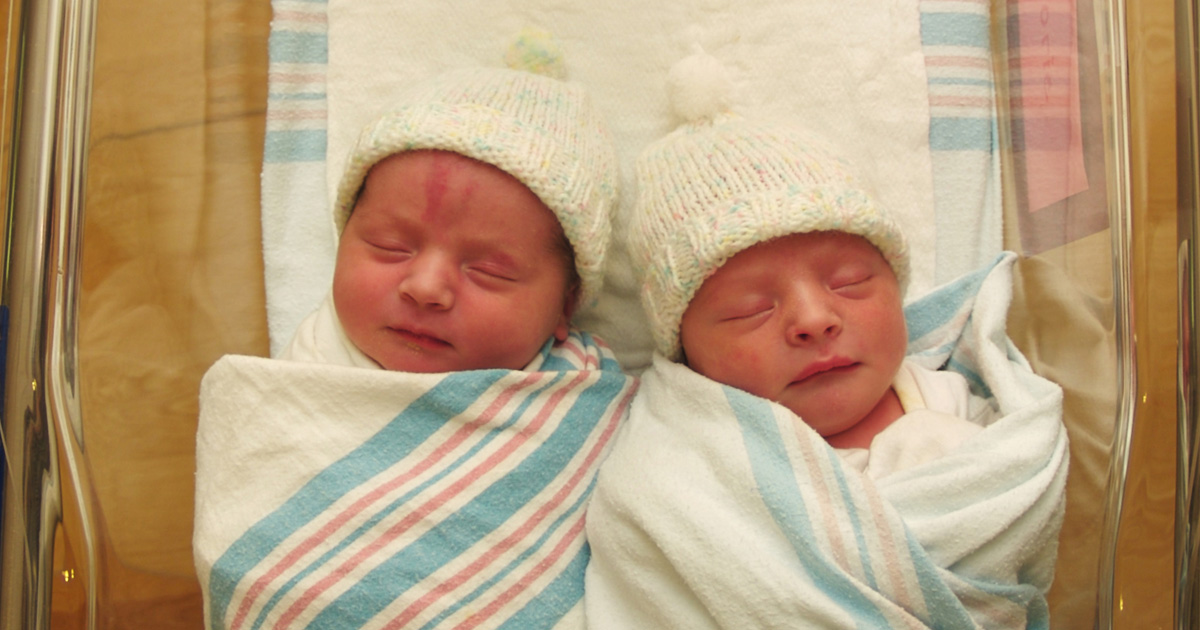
0 0 1183 629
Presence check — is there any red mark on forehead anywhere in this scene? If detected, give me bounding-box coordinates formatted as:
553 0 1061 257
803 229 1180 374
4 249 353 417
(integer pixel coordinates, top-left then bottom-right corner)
422 152 478 222
422 153 451 221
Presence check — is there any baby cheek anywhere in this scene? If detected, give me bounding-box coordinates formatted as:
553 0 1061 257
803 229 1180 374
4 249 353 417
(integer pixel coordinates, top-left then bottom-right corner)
728 347 769 386
724 344 761 369
696 340 764 389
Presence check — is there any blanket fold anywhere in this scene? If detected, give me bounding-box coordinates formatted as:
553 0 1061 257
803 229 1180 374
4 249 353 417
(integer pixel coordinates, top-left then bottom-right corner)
195 332 636 630
584 253 1068 629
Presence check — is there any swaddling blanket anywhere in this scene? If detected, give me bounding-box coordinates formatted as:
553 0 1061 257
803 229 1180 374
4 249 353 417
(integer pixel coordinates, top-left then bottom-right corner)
194 332 637 630
585 253 1068 629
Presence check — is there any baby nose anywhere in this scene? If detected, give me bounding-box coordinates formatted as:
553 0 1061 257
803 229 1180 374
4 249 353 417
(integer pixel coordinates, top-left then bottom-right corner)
785 296 841 343
399 254 455 309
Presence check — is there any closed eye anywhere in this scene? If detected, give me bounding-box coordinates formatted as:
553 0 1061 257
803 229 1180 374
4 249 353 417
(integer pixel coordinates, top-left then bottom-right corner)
831 272 873 291
467 265 518 283
719 303 774 322
366 242 414 259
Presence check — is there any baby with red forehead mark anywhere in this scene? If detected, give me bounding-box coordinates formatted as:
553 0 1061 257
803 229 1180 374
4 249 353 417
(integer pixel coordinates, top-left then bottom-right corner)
281 58 619 373
196 36 643 630
331 149 578 373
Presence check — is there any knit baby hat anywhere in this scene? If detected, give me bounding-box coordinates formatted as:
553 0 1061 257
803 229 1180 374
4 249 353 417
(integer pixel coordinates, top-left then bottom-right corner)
333 28 619 308
629 47 911 360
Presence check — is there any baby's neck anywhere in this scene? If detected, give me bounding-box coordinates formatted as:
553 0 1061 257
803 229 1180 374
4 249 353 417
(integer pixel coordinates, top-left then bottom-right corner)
823 388 904 450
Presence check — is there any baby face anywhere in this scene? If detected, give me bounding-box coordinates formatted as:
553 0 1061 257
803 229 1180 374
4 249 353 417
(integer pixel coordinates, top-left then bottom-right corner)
333 150 574 372
679 232 907 439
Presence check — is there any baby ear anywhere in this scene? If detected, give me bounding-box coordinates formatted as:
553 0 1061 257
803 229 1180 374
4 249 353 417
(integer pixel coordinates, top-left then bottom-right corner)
554 281 580 342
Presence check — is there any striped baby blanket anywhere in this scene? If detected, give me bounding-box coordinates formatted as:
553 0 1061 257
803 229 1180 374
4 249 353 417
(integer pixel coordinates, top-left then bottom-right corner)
194 332 636 630
585 253 1068 629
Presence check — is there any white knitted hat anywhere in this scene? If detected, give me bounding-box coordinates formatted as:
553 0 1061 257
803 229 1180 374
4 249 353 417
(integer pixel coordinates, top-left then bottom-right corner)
333 29 619 308
629 49 911 360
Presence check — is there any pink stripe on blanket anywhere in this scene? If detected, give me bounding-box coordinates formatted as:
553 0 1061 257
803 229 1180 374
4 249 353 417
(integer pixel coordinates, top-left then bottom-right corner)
558 337 599 369
793 427 852 571
861 484 921 616
381 382 635 628
228 373 545 630
455 517 588 630
274 371 593 628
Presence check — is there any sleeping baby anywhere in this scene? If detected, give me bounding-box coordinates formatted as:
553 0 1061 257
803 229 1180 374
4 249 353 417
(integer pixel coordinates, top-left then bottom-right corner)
194 31 636 630
585 50 1068 629
648 134 987 477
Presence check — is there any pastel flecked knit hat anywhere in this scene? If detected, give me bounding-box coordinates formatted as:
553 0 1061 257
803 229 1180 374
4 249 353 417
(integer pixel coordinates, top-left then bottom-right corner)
629 48 911 360
333 28 619 308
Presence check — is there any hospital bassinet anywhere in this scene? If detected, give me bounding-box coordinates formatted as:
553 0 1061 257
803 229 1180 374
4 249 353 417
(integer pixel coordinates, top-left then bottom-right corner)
0 0 1186 628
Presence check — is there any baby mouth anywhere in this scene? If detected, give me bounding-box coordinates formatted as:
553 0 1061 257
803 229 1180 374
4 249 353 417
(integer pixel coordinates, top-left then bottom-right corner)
390 327 451 350
792 358 858 384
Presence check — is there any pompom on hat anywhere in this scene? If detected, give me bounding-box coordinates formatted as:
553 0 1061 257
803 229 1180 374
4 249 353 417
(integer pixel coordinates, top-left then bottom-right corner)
333 28 619 308
629 47 911 360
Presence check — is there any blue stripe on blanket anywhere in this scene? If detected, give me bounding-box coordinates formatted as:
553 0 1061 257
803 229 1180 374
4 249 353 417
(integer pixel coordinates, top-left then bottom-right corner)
919 12 989 47
723 386 891 629
306 372 629 629
906 254 1010 399
947 357 992 400
826 450 880 590
268 31 328 64
538 337 581 372
928 117 995 152
209 370 510 627
902 537 983 630
264 129 326 163
905 253 1002 344
497 546 591 630
954 572 1051 630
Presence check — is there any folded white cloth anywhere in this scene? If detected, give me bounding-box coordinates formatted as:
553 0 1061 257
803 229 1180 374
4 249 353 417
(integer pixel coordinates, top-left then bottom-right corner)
838 360 987 479
276 293 378 368
194 331 637 630
585 253 1068 629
